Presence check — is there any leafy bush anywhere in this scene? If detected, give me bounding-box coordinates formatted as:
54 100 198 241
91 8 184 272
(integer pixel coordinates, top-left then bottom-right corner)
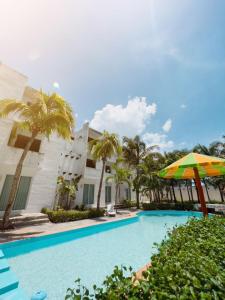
65 216 225 299
41 207 51 214
121 200 137 208
47 208 105 223
142 202 195 211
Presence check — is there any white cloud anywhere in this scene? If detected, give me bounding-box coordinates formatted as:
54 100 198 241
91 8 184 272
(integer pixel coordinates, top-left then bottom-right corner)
28 50 40 61
53 82 60 89
180 104 187 109
162 119 172 132
90 97 156 137
142 132 174 151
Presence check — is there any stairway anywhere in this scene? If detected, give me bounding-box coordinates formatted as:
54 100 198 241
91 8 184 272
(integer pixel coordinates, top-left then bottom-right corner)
0 250 28 300
10 213 49 227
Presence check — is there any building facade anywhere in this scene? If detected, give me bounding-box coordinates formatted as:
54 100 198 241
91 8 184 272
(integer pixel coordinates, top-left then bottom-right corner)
58 123 133 209
0 63 65 215
0 64 132 215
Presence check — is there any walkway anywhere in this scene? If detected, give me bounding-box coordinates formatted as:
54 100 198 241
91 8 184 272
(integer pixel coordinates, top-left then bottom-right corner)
0 210 137 244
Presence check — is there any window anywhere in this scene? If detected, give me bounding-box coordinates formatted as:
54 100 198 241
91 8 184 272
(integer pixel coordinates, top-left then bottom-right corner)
13 134 41 152
105 165 111 173
0 175 32 211
83 184 95 204
105 186 111 203
126 188 131 201
88 137 94 143
86 159 96 168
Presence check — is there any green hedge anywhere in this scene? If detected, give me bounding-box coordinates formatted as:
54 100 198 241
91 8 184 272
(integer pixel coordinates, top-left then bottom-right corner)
142 202 195 211
66 216 225 299
47 208 105 223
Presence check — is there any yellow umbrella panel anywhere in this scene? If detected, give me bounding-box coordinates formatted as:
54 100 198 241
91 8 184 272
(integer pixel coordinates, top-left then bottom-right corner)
159 153 225 217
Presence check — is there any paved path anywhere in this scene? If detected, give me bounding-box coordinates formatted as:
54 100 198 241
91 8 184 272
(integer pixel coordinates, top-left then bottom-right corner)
0 210 138 244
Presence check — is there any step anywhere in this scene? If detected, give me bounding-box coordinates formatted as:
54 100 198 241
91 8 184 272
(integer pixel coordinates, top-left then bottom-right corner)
0 250 4 259
0 271 19 295
0 287 29 300
0 259 10 273
14 218 49 227
11 214 48 222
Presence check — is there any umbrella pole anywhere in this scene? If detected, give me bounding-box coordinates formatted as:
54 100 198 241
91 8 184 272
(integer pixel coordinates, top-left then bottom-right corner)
193 167 208 217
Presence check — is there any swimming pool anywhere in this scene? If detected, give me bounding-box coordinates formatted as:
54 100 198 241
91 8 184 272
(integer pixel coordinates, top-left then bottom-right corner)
1 210 202 299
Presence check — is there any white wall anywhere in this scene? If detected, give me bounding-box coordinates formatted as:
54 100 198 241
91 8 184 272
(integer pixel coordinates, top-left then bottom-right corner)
0 64 65 214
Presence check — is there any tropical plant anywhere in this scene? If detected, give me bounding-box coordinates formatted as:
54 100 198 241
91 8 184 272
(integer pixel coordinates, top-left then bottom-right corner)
106 161 131 207
89 131 120 210
0 91 74 229
193 141 225 202
66 216 225 299
57 175 82 210
163 150 189 202
140 152 165 202
122 136 153 208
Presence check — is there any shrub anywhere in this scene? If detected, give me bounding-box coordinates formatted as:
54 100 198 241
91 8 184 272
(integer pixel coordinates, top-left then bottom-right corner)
66 216 225 299
47 208 105 223
142 202 195 211
122 200 137 208
88 208 105 218
41 207 51 214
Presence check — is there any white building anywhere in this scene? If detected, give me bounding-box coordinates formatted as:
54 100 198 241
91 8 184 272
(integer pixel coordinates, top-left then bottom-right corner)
0 64 132 215
0 63 65 215
58 123 133 209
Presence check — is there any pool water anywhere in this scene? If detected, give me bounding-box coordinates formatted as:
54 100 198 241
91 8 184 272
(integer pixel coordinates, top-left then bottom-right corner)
1 210 202 299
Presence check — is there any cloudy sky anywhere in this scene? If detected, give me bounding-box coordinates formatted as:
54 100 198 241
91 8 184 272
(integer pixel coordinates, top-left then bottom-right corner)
0 0 224 150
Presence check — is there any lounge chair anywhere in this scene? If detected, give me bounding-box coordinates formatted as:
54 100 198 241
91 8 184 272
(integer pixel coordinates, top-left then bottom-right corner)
106 204 116 217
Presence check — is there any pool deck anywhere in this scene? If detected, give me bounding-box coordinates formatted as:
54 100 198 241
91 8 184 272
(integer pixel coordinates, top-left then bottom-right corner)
0 210 138 244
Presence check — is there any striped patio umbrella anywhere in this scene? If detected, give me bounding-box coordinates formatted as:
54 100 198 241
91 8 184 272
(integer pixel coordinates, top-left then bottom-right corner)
159 153 225 216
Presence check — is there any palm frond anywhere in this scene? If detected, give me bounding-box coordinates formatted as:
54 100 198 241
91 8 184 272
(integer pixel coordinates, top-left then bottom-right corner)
0 100 28 117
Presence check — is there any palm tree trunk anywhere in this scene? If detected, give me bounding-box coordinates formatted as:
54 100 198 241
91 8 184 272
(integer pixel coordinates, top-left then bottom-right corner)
190 182 194 202
2 133 37 229
203 179 211 202
115 184 118 205
186 180 191 202
218 184 224 202
149 190 152 203
97 160 106 210
136 190 140 208
178 182 183 203
169 187 173 202
171 180 177 203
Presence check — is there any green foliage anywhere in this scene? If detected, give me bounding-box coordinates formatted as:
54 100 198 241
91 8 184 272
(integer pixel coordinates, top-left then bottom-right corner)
65 216 225 299
47 208 105 223
41 207 51 214
142 202 195 211
57 175 82 210
121 200 136 208
89 131 121 210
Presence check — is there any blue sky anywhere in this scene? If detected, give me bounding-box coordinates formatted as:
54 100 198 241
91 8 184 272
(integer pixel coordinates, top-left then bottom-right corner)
0 0 224 150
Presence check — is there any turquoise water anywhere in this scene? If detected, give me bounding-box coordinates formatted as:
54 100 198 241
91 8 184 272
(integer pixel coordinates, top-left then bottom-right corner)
1 210 202 299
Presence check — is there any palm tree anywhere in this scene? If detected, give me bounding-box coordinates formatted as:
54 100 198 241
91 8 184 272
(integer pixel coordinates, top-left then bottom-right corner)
0 91 74 229
140 152 165 203
163 150 189 203
89 131 120 210
122 136 153 208
106 163 131 207
193 141 225 202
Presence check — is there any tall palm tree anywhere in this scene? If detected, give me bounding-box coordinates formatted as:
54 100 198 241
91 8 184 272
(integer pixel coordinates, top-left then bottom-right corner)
193 141 225 202
163 150 189 203
106 163 131 207
122 136 151 208
140 152 165 203
0 91 74 229
90 131 120 210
